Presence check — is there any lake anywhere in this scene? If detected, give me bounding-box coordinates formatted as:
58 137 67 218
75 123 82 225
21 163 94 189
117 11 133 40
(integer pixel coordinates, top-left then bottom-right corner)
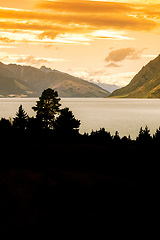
1 98 160 139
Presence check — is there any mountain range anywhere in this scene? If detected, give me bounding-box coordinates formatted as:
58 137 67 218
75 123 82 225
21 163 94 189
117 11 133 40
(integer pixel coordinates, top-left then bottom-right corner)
0 62 110 98
110 54 160 98
3 54 160 99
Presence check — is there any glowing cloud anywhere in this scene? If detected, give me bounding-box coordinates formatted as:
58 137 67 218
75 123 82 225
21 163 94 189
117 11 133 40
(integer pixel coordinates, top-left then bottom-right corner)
0 1 160 45
105 48 145 62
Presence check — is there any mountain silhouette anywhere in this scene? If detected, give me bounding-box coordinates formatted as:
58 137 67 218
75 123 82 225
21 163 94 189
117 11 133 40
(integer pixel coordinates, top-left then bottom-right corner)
0 62 110 97
110 54 160 98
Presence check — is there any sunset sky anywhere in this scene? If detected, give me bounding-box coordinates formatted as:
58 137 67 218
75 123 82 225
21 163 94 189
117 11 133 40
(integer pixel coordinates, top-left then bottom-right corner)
1 0 160 87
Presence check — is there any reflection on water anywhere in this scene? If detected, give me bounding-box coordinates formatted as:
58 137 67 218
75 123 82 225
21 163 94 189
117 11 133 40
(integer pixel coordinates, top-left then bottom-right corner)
1 98 160 139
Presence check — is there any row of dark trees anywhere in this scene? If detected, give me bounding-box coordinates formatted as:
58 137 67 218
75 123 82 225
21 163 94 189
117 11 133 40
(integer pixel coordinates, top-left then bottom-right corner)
1 88 160 145
0 89 81 143
14 88 80 135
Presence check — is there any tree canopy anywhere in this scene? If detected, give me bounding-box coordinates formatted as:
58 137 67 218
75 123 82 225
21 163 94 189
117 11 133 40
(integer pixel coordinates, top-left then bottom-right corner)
32 88 61 129
54 107 81 137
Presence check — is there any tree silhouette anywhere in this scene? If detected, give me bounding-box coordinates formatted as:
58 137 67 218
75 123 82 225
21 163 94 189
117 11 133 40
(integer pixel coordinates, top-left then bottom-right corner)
136 126 152 143
113 131 120 143
54 107 81 137
153 127 160 143
32 88 61 129
13 105 28 130
90 128 112 144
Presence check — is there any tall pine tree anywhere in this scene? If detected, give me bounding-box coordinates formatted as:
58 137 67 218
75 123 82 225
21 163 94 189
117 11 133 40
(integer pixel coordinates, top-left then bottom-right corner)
13 105 28 131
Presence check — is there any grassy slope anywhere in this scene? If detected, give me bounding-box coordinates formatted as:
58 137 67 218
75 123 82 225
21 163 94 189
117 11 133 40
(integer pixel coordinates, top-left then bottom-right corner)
109 54 160 98
0 73 34 97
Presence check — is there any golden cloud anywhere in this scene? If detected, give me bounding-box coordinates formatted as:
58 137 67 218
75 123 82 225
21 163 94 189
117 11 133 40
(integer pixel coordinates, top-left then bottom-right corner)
105 48 145 62
0 1 160 44
0 36 15 43
0 8 157 31
37 1 134 13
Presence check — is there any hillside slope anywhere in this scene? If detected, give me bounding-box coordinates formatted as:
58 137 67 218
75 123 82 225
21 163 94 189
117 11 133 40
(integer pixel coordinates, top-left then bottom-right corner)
0 62 110 97
110 54 160 98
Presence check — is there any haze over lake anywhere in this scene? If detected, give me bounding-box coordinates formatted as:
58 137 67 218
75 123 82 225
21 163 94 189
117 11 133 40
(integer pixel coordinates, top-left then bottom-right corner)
1 98 160 139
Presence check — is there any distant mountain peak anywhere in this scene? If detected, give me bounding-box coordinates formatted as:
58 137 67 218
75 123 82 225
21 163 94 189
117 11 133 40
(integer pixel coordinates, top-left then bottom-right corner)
40 66 54 73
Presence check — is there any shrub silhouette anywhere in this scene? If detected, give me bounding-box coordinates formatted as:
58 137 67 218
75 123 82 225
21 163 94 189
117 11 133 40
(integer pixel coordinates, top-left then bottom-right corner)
90 128 112 144
0 118 12 134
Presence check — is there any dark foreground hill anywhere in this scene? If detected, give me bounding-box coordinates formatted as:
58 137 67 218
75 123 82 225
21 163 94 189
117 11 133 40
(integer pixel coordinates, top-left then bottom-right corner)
110 54 160 98
0 62 109 97
0 141 158 240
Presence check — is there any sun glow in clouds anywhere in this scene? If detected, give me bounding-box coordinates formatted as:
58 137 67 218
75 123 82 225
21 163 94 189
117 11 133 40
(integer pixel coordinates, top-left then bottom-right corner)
91 30 133 40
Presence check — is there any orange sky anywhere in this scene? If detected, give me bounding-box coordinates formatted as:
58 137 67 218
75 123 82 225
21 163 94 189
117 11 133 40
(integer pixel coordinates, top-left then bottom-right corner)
1 0 160 87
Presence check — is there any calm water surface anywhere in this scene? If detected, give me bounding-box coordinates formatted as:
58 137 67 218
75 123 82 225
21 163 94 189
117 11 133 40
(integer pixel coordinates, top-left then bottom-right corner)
1 98 160 139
